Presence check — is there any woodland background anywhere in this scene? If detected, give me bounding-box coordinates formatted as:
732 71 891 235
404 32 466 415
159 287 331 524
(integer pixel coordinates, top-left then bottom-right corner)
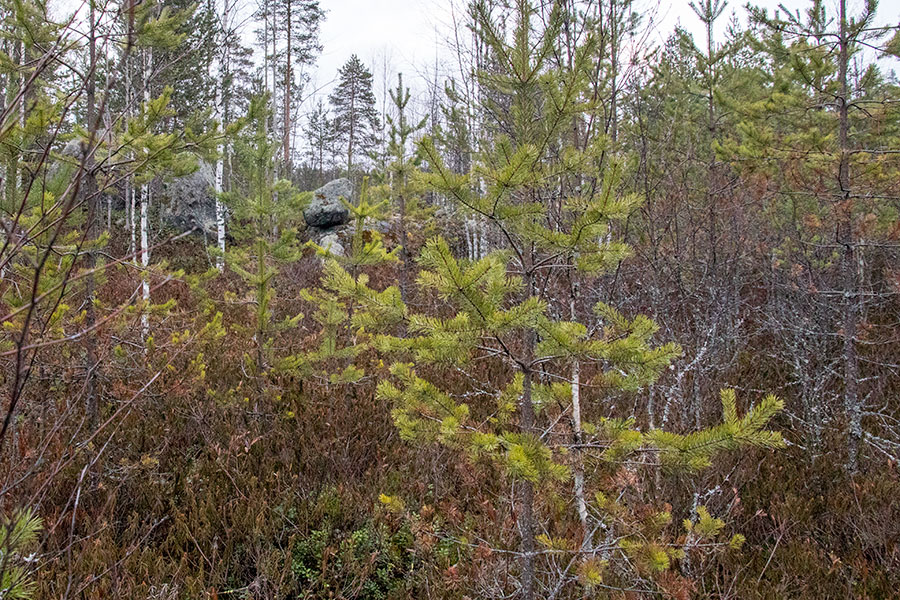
0 0 899 598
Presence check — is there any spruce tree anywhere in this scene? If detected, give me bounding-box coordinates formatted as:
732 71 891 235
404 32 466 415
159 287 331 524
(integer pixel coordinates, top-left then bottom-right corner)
329 54 380 174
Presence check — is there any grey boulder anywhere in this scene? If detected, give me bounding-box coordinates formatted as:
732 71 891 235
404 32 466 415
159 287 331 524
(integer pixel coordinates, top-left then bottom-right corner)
304 178 352 229
47 138 85 183
160 161 219 236
317 232 345 258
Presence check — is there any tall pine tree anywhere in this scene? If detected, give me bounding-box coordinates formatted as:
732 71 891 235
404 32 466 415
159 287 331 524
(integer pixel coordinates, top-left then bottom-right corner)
329 54 380 174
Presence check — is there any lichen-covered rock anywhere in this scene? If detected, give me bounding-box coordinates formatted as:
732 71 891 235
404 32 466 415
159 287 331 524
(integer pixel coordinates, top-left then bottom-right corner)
345 217 392 236
61 138 84 159
47 138 84 184
304 178 352 229
160 161 218 235
317 232 345 258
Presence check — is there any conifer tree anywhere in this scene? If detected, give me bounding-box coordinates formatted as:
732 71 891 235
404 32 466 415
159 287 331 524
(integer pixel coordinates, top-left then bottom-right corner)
223 95 305 371
687 0 728 274
275 0 323 171
436 79 474 176
253 0 323 171
384 73 427 300
374 1 785 597
724 0 900 469
329 55 380 173
284 177 404 385
433 77 484 260
577 0 640 146
303 99 336 186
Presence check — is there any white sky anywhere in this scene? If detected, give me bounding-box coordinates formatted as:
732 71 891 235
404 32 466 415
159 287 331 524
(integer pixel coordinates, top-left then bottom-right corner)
58 0 896 118
315 0 452 84
303 0 455 110
301 0 898 116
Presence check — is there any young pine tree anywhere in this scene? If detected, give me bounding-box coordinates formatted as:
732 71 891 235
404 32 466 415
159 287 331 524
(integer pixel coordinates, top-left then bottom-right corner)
0 509 42 600
223 95 305 372
375 1 784 597
284 177 405 386
383 73 427 301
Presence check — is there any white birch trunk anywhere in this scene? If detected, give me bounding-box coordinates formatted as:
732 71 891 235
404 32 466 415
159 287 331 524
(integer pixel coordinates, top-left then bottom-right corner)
125 53 136 261
570 292 589 550
476 221 482 259
141 181 150 339
213 54 226 270
140 48 152 340
128 181 136 260
215 148 225 271
213 0 230 271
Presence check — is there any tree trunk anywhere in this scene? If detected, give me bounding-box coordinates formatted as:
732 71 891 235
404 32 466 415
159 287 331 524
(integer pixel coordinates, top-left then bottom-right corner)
570 288 589 549
609 0 618 144
706 7 717 275
83 0 100 428
519 368 536 600
837 0 861 473
140 48 152 342
4 40 21 214
518 265 537 600
214 0 229 272
215 132 226 271
395 160 410 301
347 86 356 173
270 4 277 141
283 0 291 172
126 50 135 261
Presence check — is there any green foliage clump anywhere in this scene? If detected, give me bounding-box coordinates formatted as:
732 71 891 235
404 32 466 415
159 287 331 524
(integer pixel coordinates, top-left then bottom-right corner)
0 509 42 600
648 389 785 470
282 177 405 384
291 522 415 600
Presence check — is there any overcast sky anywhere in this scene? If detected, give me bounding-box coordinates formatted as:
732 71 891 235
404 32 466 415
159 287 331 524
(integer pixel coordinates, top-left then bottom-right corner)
303 0 454 108
301 0 897 115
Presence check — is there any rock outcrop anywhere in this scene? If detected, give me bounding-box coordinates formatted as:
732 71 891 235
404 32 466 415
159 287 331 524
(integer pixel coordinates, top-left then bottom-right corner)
47 138 85 184
160 161 218 236
303 178 351 229
316 232 346 257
